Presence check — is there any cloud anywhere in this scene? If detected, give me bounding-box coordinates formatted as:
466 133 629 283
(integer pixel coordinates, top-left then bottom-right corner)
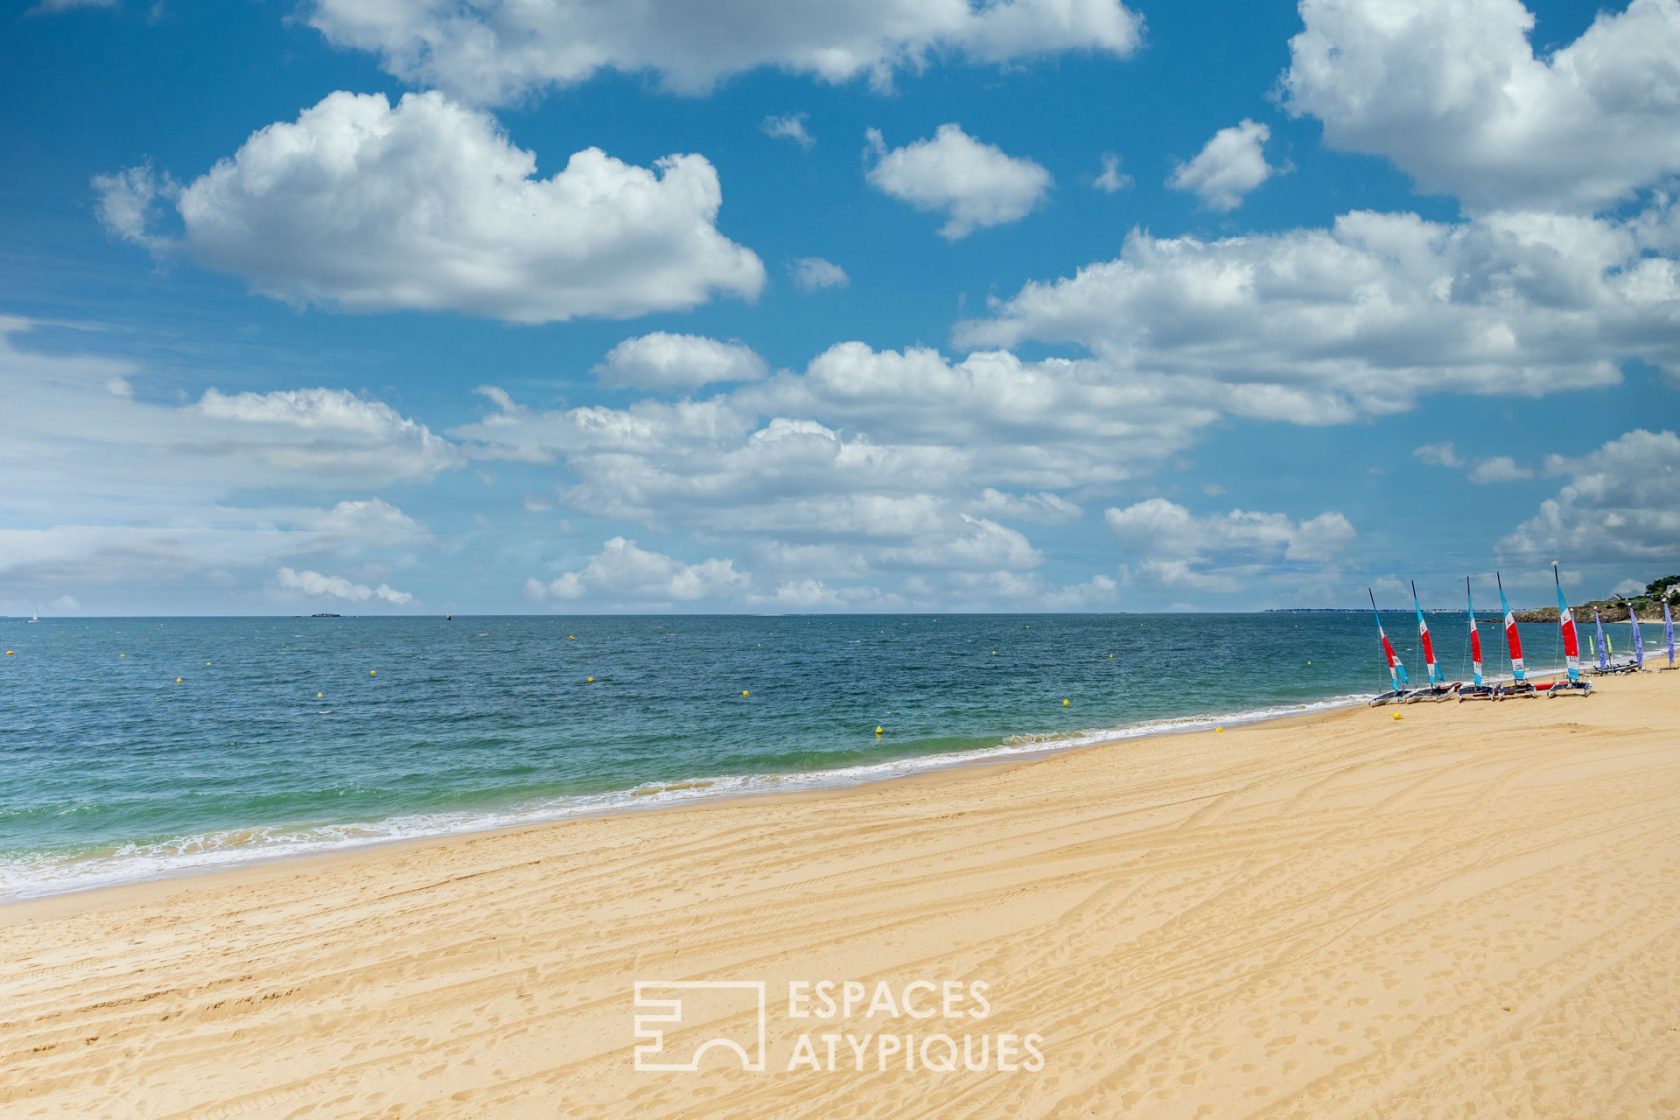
276 566 414 605
96 91 764 323
1413 441 1463 468
1092 152 1132 193
1415 441 1536 482
191 387 463 480
967 488 1082 523
593 332 767 391
1466 455 1534 483
865 124 1052 239
1105 498 1355 591
1282 0 1680 212
1502 428 1680 560
526 537 749 606
959 208 1679 421
29 0 116 12
306 0 1142 103
1167 119 1275 212
1 317 448 599
762 113 814 149
788 257 850 291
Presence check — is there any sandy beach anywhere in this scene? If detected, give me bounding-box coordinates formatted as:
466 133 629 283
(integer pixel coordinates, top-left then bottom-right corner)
3 669 1679 1118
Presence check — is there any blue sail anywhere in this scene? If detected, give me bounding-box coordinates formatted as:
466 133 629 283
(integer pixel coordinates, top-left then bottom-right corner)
1630 602 1644 669
1593 611 1610 671
1666 601 1675 667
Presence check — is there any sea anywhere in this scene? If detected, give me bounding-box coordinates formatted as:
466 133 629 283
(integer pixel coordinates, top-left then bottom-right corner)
1 612 1666 901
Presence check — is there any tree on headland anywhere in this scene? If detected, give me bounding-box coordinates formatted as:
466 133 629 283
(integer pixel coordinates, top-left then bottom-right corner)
1645 575 1680 604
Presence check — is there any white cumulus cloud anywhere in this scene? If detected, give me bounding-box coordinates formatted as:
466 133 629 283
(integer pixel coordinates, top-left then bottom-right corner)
1502 429 1680 560
95 91 764 323
526 537 750 606
306 0 1142 103
865 124 1052 240
959 208 1680 421
761 113 814 149
788 257 849 291
1283 0 1680 212
276 566 414 605
593 332 767 391
1105 499 1355 591
1167 119 1275 212
1092 152 1132 193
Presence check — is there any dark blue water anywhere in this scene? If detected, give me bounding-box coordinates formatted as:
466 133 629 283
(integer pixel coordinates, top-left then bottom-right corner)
1 612 1640 898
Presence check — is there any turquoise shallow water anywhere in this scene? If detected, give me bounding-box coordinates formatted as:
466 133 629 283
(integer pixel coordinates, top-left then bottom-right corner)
0 612 1655 899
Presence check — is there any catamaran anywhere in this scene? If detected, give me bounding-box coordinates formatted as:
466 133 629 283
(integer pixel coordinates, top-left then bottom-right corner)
1459 577 1495 700
1547 561 1592 697
1403 581 1459 702
1366 588 1411 706
1493 572 1536 699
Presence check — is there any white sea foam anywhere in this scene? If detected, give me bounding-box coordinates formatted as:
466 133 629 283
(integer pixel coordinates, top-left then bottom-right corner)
0 693 1369 902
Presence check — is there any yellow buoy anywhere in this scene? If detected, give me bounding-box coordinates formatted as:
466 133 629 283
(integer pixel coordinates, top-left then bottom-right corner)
4 650 12 657
369 669 378 676
205 661 213 666
587 676 594 683
316 692 323 699
741 689 749 697
175 677 183 683
875 725 884 735
1392 712 1403 720
1062 698 1070 706
568 634 576 641
119 652 126 658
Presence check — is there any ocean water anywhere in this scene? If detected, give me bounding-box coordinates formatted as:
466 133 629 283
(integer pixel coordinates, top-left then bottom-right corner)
1 612 1661 900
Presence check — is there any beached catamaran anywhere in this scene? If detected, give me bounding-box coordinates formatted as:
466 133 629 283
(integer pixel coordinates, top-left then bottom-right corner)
1366 588 1410 706
1548 561 1592 697
1404 580 1459 702
1459 577 1495 700
1494 572 1536 699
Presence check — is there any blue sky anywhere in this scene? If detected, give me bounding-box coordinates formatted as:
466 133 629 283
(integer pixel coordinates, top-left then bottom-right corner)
2 0 1676 615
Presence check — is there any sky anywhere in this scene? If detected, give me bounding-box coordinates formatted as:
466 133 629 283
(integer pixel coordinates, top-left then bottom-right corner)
1 0 1676 616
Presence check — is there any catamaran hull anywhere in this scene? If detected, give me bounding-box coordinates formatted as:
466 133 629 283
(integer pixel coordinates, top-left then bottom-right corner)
1494 682 1538 700
1544 680 1593 697
1457 685 1496 701
1401 683 1461 703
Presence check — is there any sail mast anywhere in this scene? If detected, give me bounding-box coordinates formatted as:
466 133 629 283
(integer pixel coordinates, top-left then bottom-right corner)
1552 562 1581 683
1465 577 1483 687
1412 581 1440 687
1630 600 1645 669
1368 588 1407 692
1666 601 1675 668
1496 572 1526 681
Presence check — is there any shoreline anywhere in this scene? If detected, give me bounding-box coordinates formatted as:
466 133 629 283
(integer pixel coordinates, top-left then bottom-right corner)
2 687 1374 905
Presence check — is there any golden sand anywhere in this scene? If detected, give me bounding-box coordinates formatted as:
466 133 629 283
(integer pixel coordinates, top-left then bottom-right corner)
3 671 1679 1118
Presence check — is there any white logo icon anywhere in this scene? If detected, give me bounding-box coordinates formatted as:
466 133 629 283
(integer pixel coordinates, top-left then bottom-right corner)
633 980 767 1072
